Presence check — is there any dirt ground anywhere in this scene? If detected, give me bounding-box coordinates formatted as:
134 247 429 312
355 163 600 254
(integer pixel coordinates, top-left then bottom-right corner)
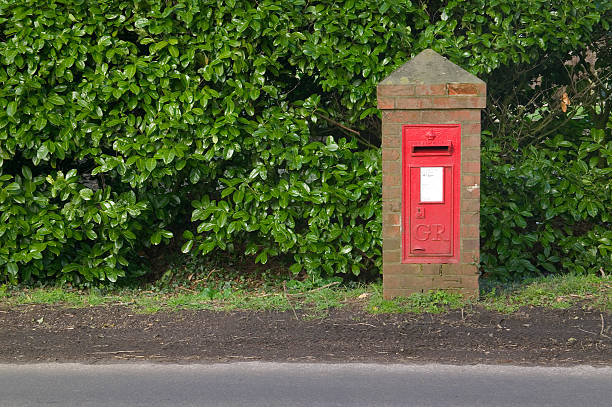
0 304 610 365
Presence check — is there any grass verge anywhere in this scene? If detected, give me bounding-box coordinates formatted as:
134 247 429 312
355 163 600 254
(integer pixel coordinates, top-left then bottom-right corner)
0 274 610 315
479 273 611 312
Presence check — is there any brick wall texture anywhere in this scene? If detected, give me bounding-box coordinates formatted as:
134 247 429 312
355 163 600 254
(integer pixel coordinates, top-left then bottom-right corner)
378 81 486 299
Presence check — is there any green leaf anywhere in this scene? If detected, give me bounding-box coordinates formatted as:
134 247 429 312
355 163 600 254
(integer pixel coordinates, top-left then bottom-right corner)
6 101 17 117
98 35 112 46
181 240 194 253
197 222 214 233
62 264 80 274
326 143 339 152
255 250 268 264
37 144 49 160
279 193 288 208
249 87 260 100
236 19 250 33
359 107 378 120
153 41 168 52
190 168 201 184
122 230 136 240
6 182 21 192
129 83 140 94
35 116 47 130
161 149 175 164
199 241 216 255
48 95 65 105
586 202 598 217
125 64 136 79
106 269 118 283
7 262 18 276
233 189 244 204
79 188 94 200
221 187 235 198
22 166 32 180
340 245 352 254
227 220 241 234
145 158 157 172
135 18 149 28
150 231 162 245
514 216 527 228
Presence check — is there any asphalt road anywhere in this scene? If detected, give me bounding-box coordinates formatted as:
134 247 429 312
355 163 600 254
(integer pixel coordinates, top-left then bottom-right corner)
1 363 611 407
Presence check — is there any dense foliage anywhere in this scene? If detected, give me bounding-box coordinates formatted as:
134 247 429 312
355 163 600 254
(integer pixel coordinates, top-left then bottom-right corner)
481 126 612 279
0 0 610 284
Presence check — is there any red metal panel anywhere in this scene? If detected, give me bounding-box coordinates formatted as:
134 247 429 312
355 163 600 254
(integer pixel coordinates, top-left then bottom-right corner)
402 124 461 263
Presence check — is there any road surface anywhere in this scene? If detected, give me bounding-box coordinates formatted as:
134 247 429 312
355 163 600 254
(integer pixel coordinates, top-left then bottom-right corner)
1 363 611 406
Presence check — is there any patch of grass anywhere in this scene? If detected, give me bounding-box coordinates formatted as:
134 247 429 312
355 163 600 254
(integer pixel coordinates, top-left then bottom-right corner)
223 291 292 311
480 273 612 313
367 284 467 314
0 286 162 311
5 287 87 307
1 274 609 315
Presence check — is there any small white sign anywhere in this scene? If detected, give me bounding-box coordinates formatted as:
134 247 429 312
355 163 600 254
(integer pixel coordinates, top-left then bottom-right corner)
420 167 443 202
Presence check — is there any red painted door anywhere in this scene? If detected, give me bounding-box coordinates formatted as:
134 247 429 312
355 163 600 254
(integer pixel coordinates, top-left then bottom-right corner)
402 124 461 263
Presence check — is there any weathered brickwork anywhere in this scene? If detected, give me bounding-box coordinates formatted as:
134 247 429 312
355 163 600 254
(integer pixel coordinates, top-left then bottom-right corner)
378 49 486 299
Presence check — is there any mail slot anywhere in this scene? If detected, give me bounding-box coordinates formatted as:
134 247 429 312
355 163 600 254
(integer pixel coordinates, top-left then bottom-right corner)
402 124 461 263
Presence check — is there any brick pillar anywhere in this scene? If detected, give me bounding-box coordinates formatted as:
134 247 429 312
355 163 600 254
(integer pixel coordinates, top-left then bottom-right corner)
378 49 486 299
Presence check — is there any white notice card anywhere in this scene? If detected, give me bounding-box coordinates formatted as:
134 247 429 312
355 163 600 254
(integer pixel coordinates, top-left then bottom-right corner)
420 167 443 202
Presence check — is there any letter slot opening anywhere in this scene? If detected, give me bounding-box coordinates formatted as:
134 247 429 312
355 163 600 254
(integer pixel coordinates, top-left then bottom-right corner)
412 145 451 155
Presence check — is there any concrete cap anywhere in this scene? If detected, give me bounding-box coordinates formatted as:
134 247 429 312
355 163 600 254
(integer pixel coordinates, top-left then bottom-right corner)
380 49 485 87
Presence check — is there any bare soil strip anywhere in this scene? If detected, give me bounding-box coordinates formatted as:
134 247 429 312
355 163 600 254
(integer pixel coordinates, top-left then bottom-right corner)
0 305 610 365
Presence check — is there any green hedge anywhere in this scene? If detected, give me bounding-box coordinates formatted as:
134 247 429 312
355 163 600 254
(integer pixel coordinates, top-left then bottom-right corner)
0 0 610 284
481 126 612 279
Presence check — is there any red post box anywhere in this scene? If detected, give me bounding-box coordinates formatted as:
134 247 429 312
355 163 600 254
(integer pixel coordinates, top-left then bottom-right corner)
402 124 461 263
378 49 486 298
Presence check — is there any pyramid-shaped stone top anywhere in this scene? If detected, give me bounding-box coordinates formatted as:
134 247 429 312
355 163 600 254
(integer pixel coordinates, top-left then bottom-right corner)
377 49 486 109
380 49 484 86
